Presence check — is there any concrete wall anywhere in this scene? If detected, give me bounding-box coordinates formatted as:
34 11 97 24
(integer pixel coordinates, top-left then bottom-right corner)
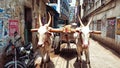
91 0 120 42
89 0 120 54
0 0 48 66
0 0 33 67
91 34 120 54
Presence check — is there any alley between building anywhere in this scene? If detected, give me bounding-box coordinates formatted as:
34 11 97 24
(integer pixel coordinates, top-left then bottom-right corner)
46 39 120 68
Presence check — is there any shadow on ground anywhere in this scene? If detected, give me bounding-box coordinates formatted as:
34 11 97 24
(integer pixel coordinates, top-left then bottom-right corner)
59 48 90 68
60 48 77 60
74 60 90 68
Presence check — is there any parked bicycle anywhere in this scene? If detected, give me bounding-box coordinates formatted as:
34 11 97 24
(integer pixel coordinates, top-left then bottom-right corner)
52 25 76 54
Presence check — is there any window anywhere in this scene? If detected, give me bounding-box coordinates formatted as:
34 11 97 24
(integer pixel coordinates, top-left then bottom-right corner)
97 20 101 31
50 0 57 3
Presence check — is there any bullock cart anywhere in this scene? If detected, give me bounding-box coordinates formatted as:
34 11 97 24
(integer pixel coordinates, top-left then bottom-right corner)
50 25 76 54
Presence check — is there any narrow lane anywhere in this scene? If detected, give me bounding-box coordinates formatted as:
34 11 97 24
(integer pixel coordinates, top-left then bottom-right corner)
48 39 120 68
90 39 120 68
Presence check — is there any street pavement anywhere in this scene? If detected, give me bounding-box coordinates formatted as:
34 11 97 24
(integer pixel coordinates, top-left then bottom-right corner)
47 39 120 68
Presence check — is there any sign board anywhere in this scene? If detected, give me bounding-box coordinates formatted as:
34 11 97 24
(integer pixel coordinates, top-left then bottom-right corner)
9 20 19 36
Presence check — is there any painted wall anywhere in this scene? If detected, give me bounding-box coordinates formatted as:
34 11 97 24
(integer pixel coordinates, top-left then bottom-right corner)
90 0 120 43
0 0 25 49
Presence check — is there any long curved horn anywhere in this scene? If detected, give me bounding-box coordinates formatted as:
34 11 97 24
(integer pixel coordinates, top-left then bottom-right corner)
47 12 51 26
87 16 93 26
78 15 84 27
39 14 43 26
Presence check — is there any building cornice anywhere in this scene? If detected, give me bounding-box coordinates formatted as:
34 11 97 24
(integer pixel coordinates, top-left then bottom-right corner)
84 0 116 19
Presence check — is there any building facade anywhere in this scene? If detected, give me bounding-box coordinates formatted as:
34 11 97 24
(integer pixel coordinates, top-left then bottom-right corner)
83 0 120 42
60 0 69 21
69 6 76 23
0 0 50 66
48 0 69 27
82 0 120 54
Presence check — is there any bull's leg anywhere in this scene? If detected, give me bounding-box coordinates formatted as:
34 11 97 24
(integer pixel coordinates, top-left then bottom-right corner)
43 48 50 68
42 63 45 68
35 64 41 68
76 46 82 68
43 45 51 63
41 63 44 68
34 55 42 68
44 63 48 68
41 59 48 68
84 48 91 68
41 61 48 68
41 63 48 68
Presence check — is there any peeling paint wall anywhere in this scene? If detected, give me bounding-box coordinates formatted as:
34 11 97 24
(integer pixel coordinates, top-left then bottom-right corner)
88 0 120 54
0 0 46 66
90 0 120 43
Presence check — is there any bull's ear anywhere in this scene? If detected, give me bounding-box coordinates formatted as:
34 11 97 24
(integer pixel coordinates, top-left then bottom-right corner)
46 32 52 37
31 29 38 32
76 30 80 33
48 32 52 36
76 27 81 33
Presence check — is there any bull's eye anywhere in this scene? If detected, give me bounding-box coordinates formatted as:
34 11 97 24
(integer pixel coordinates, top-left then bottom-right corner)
80 32 82 35
45 32 48 35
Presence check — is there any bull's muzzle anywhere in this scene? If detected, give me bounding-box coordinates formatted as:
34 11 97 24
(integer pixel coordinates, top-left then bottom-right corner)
82 44 89 48
38 42 44 47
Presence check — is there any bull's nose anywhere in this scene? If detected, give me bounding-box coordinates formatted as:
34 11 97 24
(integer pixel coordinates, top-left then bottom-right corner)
38 42 43 47
38 44 43 46
82 44 89 48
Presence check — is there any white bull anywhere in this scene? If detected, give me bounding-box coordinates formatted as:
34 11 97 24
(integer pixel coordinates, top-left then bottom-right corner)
31 12 53 68
74 16 101 68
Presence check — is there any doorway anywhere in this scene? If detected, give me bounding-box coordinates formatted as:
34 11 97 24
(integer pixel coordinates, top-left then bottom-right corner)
24 6 32 43
106 18 115 39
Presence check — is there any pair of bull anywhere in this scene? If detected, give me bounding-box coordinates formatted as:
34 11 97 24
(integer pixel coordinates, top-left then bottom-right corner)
31 12 100 68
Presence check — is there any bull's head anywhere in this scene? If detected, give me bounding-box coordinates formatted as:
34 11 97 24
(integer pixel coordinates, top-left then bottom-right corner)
31 12 52 47
76 16 99 48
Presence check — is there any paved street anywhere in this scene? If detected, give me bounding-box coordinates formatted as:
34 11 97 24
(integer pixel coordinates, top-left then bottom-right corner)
47 39 120 68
